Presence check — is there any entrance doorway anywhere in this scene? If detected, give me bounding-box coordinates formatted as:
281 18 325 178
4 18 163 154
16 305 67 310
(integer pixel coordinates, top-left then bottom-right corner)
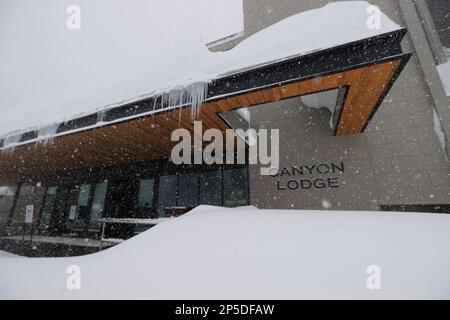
49 187 69 235
104 179 138 239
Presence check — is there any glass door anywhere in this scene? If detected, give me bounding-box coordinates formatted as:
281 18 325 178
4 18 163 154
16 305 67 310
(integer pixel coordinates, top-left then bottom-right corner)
38 186 58 231
103 179 137 239
137 178 156 219
89 180 108 231
157 175 177 217
50 187 69 234
66 184 92 232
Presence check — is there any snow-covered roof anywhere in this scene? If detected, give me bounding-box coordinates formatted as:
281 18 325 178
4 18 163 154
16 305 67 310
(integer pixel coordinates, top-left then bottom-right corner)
0 1 401 142
1 206 450 299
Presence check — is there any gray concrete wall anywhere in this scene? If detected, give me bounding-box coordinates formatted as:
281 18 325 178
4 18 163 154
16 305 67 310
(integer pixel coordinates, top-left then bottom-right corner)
244 0 450 210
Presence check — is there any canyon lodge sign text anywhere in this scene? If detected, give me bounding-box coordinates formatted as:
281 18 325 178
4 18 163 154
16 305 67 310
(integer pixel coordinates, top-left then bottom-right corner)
272 162 345 191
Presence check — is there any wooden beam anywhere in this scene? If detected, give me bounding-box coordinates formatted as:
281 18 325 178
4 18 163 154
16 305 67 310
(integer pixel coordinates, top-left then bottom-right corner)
0 57 406 183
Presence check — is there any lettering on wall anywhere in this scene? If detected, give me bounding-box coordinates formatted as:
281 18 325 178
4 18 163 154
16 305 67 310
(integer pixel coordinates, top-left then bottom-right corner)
271 163 345 191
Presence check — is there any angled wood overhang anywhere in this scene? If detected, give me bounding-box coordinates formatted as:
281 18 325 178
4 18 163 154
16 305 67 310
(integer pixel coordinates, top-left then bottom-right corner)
0 29 411 184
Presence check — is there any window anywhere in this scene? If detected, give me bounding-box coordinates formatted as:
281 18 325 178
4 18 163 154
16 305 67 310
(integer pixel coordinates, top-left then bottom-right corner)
67 184 92 231
137 178 156 222
39 186 58 230
199 171 222 206
104 179 136 219
11 185 45 225
78 184 91 206
157 169 249 214
177 173 199 208
0 186 16 225
157 175 177 217
223 168 249 207
89 181 108 230
138 179 155 209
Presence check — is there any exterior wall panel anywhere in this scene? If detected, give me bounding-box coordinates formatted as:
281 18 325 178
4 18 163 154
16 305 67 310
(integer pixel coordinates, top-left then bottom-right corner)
246 0 450 211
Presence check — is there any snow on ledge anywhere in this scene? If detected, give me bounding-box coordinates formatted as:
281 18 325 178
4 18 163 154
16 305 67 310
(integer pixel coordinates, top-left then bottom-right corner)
1 205 450 299
437 61 450 96
0 1 401 142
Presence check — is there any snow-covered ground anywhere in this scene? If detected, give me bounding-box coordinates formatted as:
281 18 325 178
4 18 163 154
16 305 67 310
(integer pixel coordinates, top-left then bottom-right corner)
0 1 400 143
1 206 450 300
0 250 19 258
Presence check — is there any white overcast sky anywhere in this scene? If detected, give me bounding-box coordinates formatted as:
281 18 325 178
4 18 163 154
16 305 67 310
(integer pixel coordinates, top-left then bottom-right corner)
0 0 243 124
0 1 400 139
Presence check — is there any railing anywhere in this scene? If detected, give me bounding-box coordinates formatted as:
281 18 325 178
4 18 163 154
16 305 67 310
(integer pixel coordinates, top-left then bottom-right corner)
97 217 173 248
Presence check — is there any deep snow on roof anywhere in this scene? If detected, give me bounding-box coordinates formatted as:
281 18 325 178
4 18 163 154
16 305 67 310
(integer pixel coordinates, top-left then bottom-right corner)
0 1 401 140
1 206 450 299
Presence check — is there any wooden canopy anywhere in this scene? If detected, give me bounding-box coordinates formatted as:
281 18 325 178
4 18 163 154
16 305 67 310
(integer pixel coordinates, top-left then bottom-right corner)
0 30 411 185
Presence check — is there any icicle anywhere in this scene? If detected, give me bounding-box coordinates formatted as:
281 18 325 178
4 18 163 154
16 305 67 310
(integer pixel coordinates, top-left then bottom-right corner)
160 93 168 110
2 134 22 153
162 81 208 119
97 109 107 124
37 124 60 146
152 95 158 111
168 88 185 108
187 82 208 118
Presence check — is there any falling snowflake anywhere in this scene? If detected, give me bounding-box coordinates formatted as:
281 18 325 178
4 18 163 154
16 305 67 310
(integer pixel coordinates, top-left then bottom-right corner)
322 199 332 209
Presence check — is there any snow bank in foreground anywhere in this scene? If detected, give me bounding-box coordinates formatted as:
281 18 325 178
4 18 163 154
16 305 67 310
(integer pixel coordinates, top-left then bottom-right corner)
0 1 400 140
1 206 450 300
0 250 19 258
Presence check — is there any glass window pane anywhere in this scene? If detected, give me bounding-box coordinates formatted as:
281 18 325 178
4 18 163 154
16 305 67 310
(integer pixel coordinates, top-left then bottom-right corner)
39 186 58 230
12 185 45 225
158 175 177 217
89 181 108 230
67 184 92 230
78 184 91 206
199 171 222 206
177 173 199 208
0 186 16 226
138 179 155 209
223 168 249 207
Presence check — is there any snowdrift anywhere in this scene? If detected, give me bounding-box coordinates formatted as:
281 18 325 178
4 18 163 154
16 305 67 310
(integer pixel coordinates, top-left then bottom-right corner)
0 1 400 142
1 206 450 299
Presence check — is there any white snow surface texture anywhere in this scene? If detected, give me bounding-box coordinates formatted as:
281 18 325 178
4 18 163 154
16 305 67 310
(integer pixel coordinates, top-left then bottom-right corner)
0 1 400 139
1 206 450 299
